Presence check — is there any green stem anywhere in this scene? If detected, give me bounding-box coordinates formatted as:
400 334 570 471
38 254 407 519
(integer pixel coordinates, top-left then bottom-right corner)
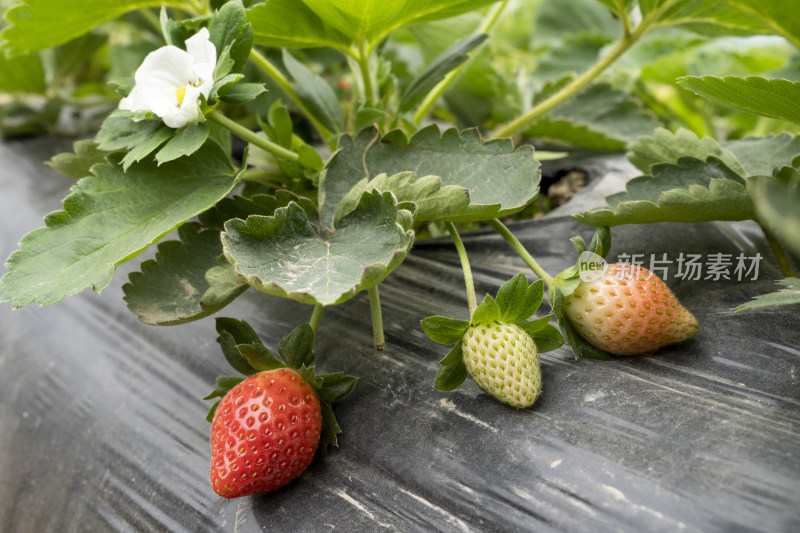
309 304 324 335
489 0 678 139
368 286 385 350
412 0 509 124
758 221 798 278
140 8 164 35
445 222 478 316
489 219 555 288
248 48 335 147
208 110 299 162
357 40 377 107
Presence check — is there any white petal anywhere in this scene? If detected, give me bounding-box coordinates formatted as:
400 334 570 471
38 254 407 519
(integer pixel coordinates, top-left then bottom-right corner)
185 28 216 68
134 45 194 89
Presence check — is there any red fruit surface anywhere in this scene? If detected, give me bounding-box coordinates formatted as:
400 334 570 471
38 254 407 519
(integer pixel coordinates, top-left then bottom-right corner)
210 368 322 498
564 264 699 356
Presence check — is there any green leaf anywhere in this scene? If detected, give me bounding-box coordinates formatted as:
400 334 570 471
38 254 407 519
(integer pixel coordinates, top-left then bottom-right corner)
751 172 800 256
96 116 162 151
517 314 554 336
221 191 414 306
277 324 316 369
299 0 498 46
530 324 565 353
281 49 344 134
219 82 267 105
434 342 468 391
421 316 470 344
471 294 501 325
217 330 259 376
317 373 359 403
0 143 242 308
735 278 800 311
319 125 540 228
121 127 174 170
319 401 343 452
248 0 351 52
215 317 284 371
122 223 248 326
354 107 386 131
678 76 800 127
334 172 470 224
649 0 772 37
588 226 612 259
399 33 487 113
209 0 252 72
496 274 543 324
551 285 611 360
722 134 800 177
575 157 756 226
722 0 800 49
47 140 111 180
628 127 747 176
528 80 659 151
155 123 210 165
1 0 182 56
592 0 633 18
0 52 45 93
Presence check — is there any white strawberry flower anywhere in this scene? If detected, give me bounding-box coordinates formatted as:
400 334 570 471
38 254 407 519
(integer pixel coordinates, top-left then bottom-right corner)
119 28 217 128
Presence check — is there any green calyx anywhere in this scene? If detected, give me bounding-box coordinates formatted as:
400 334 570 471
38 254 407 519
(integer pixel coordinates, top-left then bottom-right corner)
205 317 358 453
422 273 564 392
550 226 613 361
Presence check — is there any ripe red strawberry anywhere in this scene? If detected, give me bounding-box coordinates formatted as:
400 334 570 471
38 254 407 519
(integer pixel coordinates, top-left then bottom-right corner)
210 368 322 498
563 264 698 355
206 318 357 499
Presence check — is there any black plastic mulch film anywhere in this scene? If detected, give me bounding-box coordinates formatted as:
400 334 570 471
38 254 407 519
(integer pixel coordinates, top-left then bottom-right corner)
1 139 798 532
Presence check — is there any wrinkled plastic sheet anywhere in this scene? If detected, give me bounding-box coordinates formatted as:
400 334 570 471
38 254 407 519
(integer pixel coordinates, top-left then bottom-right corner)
1 138 799 532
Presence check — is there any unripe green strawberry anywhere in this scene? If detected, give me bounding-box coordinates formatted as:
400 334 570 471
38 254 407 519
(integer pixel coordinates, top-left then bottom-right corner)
210 368 322 498
461 321 541 408
564 264 698 356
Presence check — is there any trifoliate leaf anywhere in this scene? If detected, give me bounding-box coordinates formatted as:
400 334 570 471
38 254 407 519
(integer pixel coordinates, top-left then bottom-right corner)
527 80 659 151
421 316 470 345
678 76 800 127
0 143 242 308
434 342 468 391
575 156 755 226
47 140 112 180
122 223 248 326
735 278 800 311
627 128 747 176
221 191 414 306
334 172 470 224
320 125 540 228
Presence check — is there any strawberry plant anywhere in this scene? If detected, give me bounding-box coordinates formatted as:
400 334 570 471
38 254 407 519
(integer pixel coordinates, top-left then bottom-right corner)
1 0 799 505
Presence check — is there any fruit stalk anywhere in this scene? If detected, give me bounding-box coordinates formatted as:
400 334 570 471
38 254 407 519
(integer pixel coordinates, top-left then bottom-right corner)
445 222 478 315
489 219 554 287
368 286 385 350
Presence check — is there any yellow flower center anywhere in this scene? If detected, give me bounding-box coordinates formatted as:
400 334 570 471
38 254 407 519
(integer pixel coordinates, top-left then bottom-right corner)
175 86 187 107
